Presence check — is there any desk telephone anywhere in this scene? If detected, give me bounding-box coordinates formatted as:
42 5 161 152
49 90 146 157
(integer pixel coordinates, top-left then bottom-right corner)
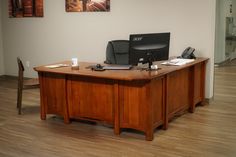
179 47 196 59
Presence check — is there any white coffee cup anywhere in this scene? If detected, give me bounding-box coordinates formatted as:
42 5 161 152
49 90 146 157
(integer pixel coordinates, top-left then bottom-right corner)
71 58 78 66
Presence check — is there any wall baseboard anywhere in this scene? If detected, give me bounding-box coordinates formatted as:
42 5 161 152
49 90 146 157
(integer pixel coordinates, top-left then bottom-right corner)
0 75 18 80
205 97 214 104
214 58 230 67
0 75 35 80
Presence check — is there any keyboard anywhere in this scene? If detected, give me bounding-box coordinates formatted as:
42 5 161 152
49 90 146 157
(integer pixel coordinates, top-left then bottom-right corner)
103 65 132 70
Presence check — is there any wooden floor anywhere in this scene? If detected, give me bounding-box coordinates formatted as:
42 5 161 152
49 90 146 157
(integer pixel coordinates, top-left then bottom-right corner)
0 65 236 157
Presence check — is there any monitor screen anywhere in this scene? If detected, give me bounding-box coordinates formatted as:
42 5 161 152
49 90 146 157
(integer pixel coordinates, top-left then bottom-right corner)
129 32 170 66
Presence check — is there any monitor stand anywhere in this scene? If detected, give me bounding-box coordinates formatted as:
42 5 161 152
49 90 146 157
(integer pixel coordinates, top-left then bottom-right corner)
146 53 159 71
137 60 159 71
146 61 159 71
137 53 160 71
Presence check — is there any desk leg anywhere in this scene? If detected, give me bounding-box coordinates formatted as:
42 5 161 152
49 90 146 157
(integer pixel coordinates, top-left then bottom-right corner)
189 92 195 113
146 100 153 140
64 87 70 124
64 116 70 124
197 61 207 108
189 66 195 113
163 111 168 130
114 83 120 135
39 74 46 120
163 100 168 130
189 104 195 113
145 111 154 141
40 100 46 120
190 61 207 113
163 76 168 130
146 130 154 141
63 104 70 124
40 111 46 120
145 83 154 141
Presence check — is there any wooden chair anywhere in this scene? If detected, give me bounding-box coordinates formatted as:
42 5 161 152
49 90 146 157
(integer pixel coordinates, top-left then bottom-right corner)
17 57 39 115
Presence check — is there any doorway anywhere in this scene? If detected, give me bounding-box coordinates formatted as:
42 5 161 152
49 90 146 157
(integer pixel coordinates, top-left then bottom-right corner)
215 0 236 66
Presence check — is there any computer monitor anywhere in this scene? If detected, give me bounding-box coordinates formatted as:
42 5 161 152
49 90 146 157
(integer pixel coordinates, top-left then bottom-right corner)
129 32 170 68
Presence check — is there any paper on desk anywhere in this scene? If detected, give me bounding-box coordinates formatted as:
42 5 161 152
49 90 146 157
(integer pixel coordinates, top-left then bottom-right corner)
45 64 69 69
161 58 195 66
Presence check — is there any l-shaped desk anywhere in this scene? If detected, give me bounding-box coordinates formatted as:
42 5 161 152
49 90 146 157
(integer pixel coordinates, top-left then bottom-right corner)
34 58 208 141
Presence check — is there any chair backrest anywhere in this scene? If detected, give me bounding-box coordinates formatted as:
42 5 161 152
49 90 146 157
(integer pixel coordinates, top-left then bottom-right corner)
105 40 129 65
17 57 24 72
17 57 24 87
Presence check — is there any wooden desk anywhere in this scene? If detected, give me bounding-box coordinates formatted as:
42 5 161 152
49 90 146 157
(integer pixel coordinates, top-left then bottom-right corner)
34 58 208 140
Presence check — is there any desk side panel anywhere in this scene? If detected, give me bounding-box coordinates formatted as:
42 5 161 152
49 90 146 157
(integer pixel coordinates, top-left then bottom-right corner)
39 72 67 118
119 79 164 132
151 77 165 128
193 62 206 105
167 68 190 119
67 76 114 123
119 81 148 131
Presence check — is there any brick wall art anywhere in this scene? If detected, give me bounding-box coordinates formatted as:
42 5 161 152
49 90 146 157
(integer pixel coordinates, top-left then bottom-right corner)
66 0 110 12
9 0 43 18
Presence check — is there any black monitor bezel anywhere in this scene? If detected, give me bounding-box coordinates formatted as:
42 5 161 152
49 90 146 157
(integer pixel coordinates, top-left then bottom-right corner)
128 32 170 66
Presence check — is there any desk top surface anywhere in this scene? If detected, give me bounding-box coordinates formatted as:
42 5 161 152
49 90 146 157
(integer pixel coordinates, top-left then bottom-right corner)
34 58 208 81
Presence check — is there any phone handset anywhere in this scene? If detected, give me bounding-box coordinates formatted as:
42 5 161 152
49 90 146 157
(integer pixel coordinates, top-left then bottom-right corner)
179 47 196 59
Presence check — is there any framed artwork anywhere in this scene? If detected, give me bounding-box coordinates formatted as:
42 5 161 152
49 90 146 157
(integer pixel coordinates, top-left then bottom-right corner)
8 0 44 18
66 0 110 12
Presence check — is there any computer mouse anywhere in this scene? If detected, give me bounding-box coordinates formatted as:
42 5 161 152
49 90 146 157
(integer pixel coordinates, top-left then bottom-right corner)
91 64 105 71
96 64 102 69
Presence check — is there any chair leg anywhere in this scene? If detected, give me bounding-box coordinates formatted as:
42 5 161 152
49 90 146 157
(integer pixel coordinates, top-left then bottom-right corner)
17 87 23 115
17 87 20 109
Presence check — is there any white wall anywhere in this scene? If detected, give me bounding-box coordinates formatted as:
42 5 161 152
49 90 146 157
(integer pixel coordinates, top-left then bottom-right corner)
0 1 4 75
1 0 216 99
